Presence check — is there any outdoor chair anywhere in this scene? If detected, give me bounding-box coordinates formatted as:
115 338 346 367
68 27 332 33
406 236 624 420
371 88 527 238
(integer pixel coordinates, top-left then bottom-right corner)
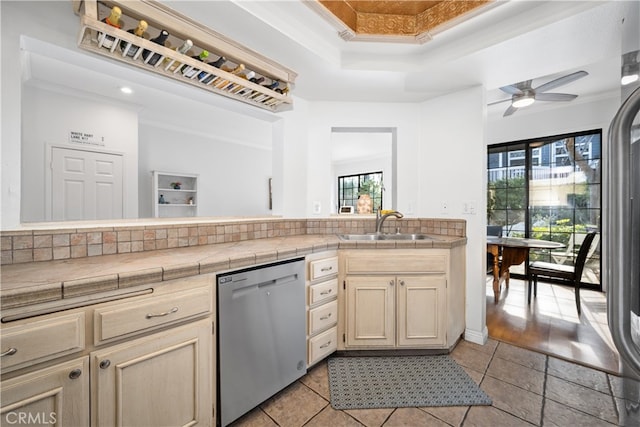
527 232 598 315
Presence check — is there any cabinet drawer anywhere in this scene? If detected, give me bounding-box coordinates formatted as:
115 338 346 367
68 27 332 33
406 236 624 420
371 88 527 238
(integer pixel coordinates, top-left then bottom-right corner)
94 286 212 344
308 300 338 335
308 326 337 366
1 312 85 372
309 278 338 305
309 257 338 281
345 254 446 274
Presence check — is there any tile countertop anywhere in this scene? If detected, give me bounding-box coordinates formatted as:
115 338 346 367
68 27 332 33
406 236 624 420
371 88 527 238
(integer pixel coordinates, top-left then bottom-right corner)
0 234 466 311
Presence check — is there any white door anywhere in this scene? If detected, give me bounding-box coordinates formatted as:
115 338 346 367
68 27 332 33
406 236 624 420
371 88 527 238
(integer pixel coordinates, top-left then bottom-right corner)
51 147 123 221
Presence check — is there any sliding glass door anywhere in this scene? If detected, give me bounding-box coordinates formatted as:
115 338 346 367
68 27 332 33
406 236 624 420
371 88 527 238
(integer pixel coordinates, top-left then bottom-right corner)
488 130 602 287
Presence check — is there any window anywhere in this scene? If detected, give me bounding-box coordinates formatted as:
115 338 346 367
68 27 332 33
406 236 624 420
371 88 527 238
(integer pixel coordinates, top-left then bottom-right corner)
338 172 383 213
488 130 601 286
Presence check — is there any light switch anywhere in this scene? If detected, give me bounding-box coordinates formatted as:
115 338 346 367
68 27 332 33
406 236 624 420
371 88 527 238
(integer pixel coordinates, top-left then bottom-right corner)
313 201 321 214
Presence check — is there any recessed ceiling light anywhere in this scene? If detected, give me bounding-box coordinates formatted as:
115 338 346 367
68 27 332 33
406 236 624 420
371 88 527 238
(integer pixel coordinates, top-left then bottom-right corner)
120 86 133 94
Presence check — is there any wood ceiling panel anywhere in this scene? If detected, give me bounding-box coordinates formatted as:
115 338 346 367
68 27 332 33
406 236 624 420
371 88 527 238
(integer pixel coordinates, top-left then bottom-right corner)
316 0 494 42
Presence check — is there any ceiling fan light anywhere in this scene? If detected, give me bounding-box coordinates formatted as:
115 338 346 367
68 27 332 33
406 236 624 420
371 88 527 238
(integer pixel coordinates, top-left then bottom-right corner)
512 95 535 108
622 74 639 85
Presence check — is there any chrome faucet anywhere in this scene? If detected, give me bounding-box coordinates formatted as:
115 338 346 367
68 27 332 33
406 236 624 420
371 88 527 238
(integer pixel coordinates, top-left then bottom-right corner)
375 209 404 234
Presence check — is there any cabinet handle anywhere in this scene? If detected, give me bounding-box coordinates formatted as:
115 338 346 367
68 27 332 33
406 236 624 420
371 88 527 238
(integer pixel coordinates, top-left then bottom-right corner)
320 266 333 272
319 341 332 349
320 289 333 295
400 280 405 286
146 307 179 319
320 313 332 320
99 360 111 369
69 369 82 380
390 280 394 286
1 348 17 357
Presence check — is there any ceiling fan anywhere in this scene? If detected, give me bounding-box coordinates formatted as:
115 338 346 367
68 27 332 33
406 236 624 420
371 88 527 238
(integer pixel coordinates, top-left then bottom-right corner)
492 70 589 117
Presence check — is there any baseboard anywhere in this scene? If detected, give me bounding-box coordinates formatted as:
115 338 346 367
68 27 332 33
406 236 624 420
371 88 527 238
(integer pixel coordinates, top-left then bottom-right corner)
464 326 489 345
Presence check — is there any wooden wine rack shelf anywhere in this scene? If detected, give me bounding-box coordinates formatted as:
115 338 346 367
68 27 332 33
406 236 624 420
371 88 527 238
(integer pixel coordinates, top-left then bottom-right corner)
75 0 296 112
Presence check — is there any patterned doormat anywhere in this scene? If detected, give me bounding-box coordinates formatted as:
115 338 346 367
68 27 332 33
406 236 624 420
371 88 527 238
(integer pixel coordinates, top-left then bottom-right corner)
327 355 492 410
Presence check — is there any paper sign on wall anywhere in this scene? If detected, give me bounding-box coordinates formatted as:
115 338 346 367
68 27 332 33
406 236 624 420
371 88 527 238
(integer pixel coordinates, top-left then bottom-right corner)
69 131 105 146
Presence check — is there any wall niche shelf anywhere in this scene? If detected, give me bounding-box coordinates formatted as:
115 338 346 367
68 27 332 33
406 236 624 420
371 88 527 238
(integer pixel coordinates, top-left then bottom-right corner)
75 0 297 112
152 171 198 218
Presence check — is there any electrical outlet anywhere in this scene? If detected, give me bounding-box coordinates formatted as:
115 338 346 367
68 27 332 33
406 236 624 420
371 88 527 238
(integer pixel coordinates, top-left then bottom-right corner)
313 201 321 214
441 201 449 214
462 201 477 215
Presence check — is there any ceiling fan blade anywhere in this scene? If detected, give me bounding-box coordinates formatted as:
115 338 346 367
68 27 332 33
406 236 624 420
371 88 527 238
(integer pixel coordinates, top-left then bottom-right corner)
503 104 518 117
535 92 578 102
499 85 524 95
534 70 588 93
489 98 513 106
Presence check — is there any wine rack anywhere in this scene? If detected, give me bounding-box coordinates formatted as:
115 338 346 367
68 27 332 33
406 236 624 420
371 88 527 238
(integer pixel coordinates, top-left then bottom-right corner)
75 0 296 112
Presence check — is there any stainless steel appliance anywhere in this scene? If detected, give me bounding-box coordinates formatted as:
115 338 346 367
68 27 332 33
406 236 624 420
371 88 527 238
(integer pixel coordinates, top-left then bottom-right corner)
606 3 640 424
216 258 307 426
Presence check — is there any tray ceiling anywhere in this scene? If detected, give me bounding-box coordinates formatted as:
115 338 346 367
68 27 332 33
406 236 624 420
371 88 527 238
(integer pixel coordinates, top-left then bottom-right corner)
311 0 494 43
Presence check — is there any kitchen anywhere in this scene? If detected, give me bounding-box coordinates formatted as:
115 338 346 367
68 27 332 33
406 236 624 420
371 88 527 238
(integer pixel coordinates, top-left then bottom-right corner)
1 0 638 426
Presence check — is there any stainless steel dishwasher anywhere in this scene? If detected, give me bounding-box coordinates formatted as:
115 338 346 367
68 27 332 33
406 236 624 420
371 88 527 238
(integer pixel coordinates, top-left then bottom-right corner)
217 258 307 426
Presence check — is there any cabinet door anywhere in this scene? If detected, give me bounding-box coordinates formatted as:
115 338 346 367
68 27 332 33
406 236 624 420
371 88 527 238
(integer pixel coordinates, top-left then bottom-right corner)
397 275 446 347
1 357 89 426
345 276 395 348
91 319 212 427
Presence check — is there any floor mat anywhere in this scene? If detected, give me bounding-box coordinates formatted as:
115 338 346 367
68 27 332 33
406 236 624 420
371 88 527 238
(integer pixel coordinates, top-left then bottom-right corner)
327 355 492 410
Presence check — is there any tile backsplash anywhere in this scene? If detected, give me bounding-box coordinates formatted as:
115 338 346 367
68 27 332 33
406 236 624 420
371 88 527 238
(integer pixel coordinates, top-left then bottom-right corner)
1 217 465 265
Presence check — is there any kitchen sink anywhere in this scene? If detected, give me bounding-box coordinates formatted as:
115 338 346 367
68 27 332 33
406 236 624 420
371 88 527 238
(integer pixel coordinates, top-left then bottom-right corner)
338 233 434 241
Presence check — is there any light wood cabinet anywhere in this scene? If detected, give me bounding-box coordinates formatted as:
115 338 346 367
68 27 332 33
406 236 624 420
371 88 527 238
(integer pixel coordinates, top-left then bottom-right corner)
345 274 447 348
340 248 464 351
91 319 212 427
1 357 90 426
306 252 339 367
1 275 215 426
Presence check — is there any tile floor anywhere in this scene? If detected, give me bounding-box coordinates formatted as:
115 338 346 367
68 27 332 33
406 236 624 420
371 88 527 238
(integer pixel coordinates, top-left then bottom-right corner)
229 278 633 426
230 339 627 426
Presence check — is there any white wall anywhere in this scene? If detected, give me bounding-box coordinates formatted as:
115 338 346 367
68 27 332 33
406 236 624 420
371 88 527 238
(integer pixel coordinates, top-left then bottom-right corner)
1 0 81 229
21 86 139 222
418 86 488 344
306 102 421 217
273 96 310 218
138 122 273 217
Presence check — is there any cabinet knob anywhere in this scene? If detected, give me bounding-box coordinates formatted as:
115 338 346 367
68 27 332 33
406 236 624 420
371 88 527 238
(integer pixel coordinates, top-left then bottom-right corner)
69 369 82 379
99 359 111 369
389 280 394 286
400 280 405 286
1 348 17 357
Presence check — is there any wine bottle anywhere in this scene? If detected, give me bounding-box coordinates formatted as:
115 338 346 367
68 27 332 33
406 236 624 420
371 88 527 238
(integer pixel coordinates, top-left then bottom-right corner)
263 79 280 90
142 30 170 66
165 39 193 72
119 20 148 58
275 83 290 95
199 55 226 82
213 64 245 89
231 71 256 94
181 50 209 78
98 6 122 49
